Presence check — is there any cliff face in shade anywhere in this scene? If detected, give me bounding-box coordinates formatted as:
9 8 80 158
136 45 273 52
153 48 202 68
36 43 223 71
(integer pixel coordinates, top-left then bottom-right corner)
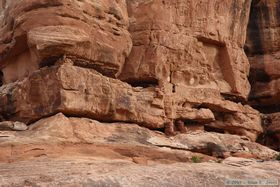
246 0 280 150
246 0 280 110
246 0 280 55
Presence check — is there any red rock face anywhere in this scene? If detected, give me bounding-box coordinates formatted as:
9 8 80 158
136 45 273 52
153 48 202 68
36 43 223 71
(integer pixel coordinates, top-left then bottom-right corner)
0 64 166 128
246 0 280 110
0 0 132 82
259 113 280 150
2 2 280 184
0 0 263 141
120 0 251 99
246 0 280 149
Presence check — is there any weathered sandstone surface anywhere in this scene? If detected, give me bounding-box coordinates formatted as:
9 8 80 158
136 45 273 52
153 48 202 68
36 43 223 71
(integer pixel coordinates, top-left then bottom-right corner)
0 0 132 82
0 64 166 128
0 0 279 186
121 0 251 100
0 0 263 141
0 63 262 141
0 113 276 161
246 0 280 150
0 158 279 187
0 113 278 186
259 112 280 150
246 0 280 112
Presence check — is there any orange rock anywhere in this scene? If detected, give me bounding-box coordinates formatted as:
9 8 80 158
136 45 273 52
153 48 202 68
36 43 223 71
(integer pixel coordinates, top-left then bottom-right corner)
132 157 149 165
0 64 166 129
0 0 263 141
120 0 251 99
176 120 187 134
164 120 177 137
0 0 132 83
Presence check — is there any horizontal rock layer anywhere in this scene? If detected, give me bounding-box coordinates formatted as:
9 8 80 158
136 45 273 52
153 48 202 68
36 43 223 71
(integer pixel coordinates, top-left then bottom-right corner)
0 0 132 83
0 64 166 129
0 113 276 161
0 64 262 140
0 113 278 187
0 158 279 187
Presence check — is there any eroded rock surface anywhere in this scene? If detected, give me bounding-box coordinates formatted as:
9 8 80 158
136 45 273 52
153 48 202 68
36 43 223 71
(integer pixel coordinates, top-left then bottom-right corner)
0 121 27 131
0 113 276 161
121 0 251 99
246 0 280 111
0 1 279 186
0 0 132 82
0 63 262 140
0 0 263 141
246 0 280 149
0 158 279 187
0 64 166 128
258 112 280 151
0 113 278 186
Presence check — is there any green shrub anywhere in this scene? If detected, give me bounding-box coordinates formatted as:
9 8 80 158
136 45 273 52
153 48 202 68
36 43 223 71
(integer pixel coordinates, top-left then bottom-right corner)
276 153 280 161
191 156 202 163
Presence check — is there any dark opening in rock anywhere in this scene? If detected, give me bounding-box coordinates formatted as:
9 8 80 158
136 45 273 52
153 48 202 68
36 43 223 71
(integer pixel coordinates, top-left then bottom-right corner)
40 56 63 68
0 70 3 87
127 79 159 88
204 126 225 134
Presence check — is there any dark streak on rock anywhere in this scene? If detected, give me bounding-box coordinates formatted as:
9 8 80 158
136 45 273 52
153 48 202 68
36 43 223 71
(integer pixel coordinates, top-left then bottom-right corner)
246 0 263 55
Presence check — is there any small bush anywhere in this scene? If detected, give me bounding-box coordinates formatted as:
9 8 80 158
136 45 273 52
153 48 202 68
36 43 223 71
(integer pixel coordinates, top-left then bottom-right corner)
276 153 280 161
191 156 202 163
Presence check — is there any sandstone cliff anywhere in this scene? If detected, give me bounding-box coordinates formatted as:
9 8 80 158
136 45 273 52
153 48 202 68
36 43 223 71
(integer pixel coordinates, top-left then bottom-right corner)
0 0 279 186
246 0 280 150
0 0 263 141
